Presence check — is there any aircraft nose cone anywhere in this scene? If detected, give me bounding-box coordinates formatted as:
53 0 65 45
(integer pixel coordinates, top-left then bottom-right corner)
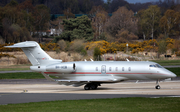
170 72 177 78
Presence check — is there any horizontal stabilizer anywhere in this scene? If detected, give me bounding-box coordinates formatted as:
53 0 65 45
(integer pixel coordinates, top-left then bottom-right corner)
5 41 37 48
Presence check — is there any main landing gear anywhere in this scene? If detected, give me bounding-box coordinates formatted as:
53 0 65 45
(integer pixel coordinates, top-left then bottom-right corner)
155 80 161 89
84 83 100 90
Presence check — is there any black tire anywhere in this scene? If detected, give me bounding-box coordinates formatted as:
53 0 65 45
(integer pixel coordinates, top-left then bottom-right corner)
90 84 98 90
155 85 161 89
84 85 90 90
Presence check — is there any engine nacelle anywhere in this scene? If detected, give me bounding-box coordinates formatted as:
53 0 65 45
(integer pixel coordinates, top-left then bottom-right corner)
46 63 76 73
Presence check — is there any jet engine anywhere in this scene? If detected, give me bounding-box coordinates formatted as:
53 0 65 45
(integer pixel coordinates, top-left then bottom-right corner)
46 63 76 73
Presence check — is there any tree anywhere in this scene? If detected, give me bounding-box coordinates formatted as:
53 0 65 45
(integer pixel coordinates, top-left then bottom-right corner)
90 6 108 40
54 15 93 42
141 5 161 39
63 8 75 19
93 47 101 61
33 4 50 43
18 0 34 32
158 39 167 55
106 6 137 37
159 9 180 37
137 9 150 40
115 28 138 43
109 0 130 13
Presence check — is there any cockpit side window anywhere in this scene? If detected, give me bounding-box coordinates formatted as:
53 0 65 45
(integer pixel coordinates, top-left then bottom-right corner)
155 64 163 68
149 64 163 68
149 65 156 67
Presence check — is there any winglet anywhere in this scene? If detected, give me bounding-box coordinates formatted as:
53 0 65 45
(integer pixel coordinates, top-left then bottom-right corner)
90 58 94 61
126 58 129 62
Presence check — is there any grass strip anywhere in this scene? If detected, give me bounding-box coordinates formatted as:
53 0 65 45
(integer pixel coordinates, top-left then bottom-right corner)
0 68 30 71
152 60 180 66
0 72 45 79
0 97 180 112
167 68 180 77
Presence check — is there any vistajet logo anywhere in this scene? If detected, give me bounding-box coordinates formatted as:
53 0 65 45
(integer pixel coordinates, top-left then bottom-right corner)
36 57 49 60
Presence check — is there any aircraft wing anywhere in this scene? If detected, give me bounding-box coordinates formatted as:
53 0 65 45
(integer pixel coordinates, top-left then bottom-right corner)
42 72 126 87
55 76 126 87
56 79 112 87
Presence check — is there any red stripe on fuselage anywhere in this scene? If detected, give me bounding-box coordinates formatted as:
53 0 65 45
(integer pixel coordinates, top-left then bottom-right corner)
43 72 168 76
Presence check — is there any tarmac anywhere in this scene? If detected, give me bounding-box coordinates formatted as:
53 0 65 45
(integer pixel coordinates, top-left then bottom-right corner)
0 79 180 104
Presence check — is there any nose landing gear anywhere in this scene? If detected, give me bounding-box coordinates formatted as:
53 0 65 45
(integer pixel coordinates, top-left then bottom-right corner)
155 80 161 89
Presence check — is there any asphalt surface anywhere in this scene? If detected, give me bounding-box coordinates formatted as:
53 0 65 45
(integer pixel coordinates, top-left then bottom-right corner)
0 93 176 105
0 80 180 105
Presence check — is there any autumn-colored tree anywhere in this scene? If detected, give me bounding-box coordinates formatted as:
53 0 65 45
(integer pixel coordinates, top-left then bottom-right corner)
115 28 138 43
63 8 75 19
90 6 108 40
159 9 180 37
0 0 34 43
137 9 150 40
18 0 34 32
140 5 161 39
106 6 137 38
33 4 50 43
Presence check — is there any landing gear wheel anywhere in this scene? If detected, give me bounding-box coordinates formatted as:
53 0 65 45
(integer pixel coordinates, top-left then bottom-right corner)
155 80 161 89
84 85 90 90
90 84 98 90
84 83 99 90
155 85 161 89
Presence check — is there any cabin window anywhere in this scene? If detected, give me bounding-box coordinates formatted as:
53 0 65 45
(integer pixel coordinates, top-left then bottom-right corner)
56 66 59 69
122 67 124 71
96 67 98 71
109 67 112 71
115 67 118 71
128 67 131 71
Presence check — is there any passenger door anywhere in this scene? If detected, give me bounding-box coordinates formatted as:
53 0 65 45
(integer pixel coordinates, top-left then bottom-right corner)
101 65 106 74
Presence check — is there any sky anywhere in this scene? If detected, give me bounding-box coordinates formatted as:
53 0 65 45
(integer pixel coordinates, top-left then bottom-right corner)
125 0 159 3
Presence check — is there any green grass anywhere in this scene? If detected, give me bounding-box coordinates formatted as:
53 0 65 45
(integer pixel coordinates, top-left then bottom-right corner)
0 64 31 71
0 68 30 71
0 97 179 112
152 60 180 66
0 72 45 79
167 68 180 77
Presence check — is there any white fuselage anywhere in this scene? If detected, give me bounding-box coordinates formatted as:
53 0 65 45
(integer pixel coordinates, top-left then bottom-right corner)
30 61 176 82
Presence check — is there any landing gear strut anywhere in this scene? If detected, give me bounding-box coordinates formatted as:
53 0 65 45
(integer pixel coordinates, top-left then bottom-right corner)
155 80 161 89
84 83 100 90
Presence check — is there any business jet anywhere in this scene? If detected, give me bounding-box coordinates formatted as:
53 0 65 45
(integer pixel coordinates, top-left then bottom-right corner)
5 41 176 90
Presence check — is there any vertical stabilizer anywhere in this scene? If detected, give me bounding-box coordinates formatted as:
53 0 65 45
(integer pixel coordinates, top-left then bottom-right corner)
5 41 61 66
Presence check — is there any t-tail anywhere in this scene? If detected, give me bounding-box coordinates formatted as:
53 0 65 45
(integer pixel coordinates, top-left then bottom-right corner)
5 41 62 66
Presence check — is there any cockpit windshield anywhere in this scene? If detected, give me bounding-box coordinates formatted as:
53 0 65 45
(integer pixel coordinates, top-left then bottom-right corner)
149 64 163 68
